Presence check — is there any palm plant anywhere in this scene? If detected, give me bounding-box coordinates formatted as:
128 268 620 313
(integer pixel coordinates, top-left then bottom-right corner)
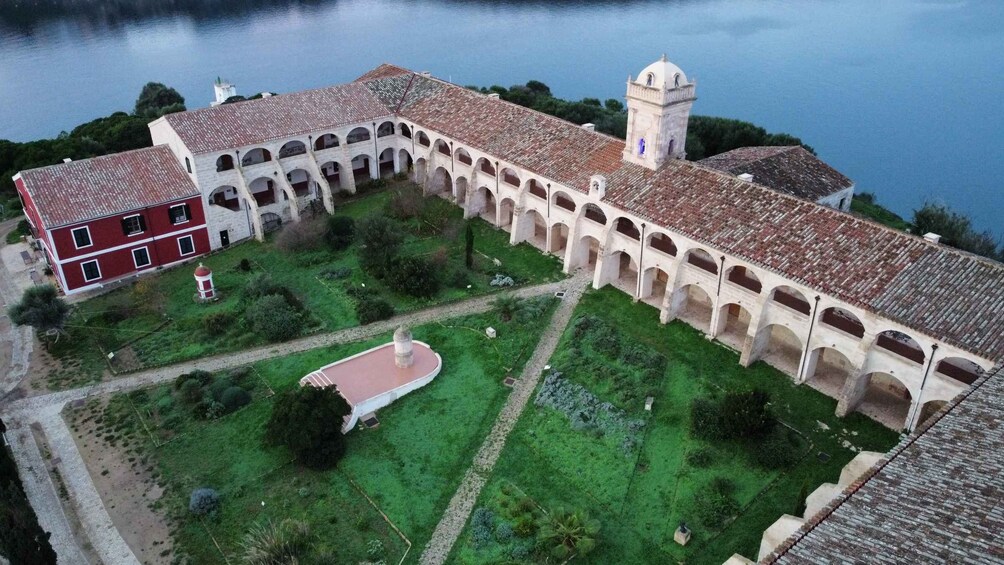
241 518 313 565
538 507 600 560
492 293 520 322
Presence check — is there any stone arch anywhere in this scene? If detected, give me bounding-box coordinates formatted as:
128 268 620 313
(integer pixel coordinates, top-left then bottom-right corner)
582 203 607 226
549 221 569 257
640 265 671 308
916 399 949 429
501 167 521 188
614 217 640 240
208 185 240 211
475 157 496 176
216 154 234 172
433 139 451 157
398 148 413 173
805 346 855 399
673 283 713 334
647 231 677 257
716 302 754 351
241 147 271 166
611 251 639 294
417 131 431 147
757 323 804 377
376 121 395 138
525 178 547 200
430 166 452 197
285 168 314 198
455 147 473 166
314 133 339 150
685 247 718 275
552 190 576 213
519 207 547 250
260 212 282 233
351 153 374 182
398 123 412 139
413 158 428 185
725 265 762 294
768 284 811 316
470 186 496 224
278 140 306 159
570 234 601 270
934 356 985 386
455 176 469 205
875 330 925 365
378 148 395 178
318 161 347 193
856 371 913 430
820 306 865 338
248 176 279 207
347 126 371 144
498 197 515 232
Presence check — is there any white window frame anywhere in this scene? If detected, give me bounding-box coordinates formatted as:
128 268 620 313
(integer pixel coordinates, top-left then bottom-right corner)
122 214 144 237
71 226 93 249
177 234 195 256
80 259 101 282
132 246 152 269
169 204 190 225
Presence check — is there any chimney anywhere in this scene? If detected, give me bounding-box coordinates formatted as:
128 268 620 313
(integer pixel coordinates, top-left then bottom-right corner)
581 123 596 131
737 173 754 182
487 93 500 100
62 158 72 163
420 71 432 78
924 233 941 244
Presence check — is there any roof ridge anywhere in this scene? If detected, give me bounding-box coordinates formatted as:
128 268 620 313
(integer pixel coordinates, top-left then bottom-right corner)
19 144 170 175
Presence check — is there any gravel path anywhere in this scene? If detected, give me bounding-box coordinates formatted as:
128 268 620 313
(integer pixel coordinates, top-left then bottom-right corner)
0 218 35 399
0 278 566 564
419 271 591 565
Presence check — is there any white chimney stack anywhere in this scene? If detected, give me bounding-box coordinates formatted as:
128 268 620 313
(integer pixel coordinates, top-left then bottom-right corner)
738 173 754 182
581 123 596 131
924 233 942 244
487 93 500 100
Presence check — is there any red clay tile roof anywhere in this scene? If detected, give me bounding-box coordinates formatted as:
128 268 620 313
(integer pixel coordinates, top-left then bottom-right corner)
357 69 1004 360
699 146 853 201
768 364 1004 564
18 145 199 229
163 82 393 154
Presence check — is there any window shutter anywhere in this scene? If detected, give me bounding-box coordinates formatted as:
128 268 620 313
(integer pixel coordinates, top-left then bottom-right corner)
184 204 191 220
138 215 147 232
121 218 129 236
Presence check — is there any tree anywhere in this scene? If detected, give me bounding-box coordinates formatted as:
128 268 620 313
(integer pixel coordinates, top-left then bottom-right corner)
134 82 186 118
8 285 70 338
464 222 475 269
356 215 403 277
794 481 809 517
912 202 1001 260
325 216 355 251
389 256 440 298
265 385 351 469
538 507 600 560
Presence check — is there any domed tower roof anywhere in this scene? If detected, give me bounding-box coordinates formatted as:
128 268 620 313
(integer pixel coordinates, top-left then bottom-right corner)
635 54 689 90
393 325 412 341
194 263 212 277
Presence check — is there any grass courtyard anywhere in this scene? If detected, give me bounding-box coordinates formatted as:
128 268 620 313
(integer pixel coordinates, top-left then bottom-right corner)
448 287 899 564
40 183 564 390
79 297 557 563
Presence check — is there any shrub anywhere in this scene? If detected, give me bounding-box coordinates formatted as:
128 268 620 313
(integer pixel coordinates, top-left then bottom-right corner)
207 377 234 401
265 385 351 470
202 311 235 334
446 266 472 288
589 325 621 358
690 397 723 440
685 447 715 468
174 370 212 391
238 258 252 272
751 427 802 469
357 215 403 277
220 386 252 413
389 255 440 298
718 389 775 440
178 379 204 405
513 516 537 538
495 521 514 543
366 539 384 560
692 480 739 529
470 507 495 549
205 400 226 420
513 296 554 325
243 273 282 301
319 266 352 280
325 216 355 251
490 273 514 287
241 519 314 565
246 295 300 342
189 487 220 516
275 216 327 252
355 296 394 324
387 187 426 220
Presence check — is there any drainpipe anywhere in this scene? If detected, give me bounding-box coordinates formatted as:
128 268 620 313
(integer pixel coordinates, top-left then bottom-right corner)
546 183 551 219
494 160 500 193
906 344 939 430
372 122 378 178
797 295 822 380
450 141 455 173
637 222 646 298
715 255 726 296
141 205 164 268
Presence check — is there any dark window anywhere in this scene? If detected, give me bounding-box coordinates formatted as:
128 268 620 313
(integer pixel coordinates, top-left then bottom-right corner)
185 157 192 173
121 215 146 236
169 204 191 225
178 235 195 256
71 227 92 248
132 247 151 268
81 260 100 282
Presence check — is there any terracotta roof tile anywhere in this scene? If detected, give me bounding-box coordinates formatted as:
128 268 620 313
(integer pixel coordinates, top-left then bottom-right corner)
18 145 199 228
699 146 854 201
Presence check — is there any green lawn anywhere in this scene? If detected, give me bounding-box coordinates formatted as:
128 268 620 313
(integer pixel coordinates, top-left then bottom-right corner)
42 184 564 390
91 298 557 563
449 287 899 564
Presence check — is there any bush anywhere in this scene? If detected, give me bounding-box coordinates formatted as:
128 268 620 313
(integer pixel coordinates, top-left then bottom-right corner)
238 258 252 272
202 311 235 334
242 273 282 301
751 427 802 469
356 215 403 277
178 379 204 405
691 389 777 441
325 216 355 251
355 296 394 324
470 507 495 549
389 255 440 298
513 516 537 538
320 266 352 280
589 325 621 358
220 386 252 413
265 385 351 469
387 187 426 220
207 377 234 401
685 447 715 468
692 480 740 529
246 294 300 342
275 216 327 252
189 487 220 516
446 266 472 289
174 370 212 391
490 273 514 287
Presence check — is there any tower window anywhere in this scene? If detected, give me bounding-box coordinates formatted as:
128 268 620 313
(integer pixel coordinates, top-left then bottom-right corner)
638 138 646 156
668 139 675 156
646 73 654 87
674 74 681 88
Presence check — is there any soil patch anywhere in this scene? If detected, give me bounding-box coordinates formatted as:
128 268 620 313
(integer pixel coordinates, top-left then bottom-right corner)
66 398 175 564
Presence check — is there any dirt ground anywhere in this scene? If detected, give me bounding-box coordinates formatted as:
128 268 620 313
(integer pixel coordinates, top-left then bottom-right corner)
66 399 175 565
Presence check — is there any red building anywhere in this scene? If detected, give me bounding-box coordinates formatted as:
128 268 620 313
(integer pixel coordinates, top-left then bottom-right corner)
14 145 210 294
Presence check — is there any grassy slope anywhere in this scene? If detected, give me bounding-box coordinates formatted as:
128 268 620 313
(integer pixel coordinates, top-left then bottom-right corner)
43 186 563 389
103 301 557 563
850 194 910 231
450 287 898 564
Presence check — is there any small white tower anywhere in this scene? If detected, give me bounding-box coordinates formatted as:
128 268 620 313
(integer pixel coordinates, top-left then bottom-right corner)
212 78 237 106
194 263 216 301
393 326 414 369
623 55 697 169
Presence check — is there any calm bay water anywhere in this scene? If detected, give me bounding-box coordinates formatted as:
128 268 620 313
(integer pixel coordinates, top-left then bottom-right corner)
1 0 1002 234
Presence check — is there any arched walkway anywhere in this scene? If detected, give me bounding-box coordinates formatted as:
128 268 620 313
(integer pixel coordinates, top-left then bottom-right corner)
416 131 431 147
725 265 762 294
398 149 413 173
552 190 576 213
319 161 348 193
758 323 804 377
519 208 547 250
209 185 240 211
613 252 639 294
498 198 515 232
916 399 948 429
875 330 926 365
260 212 282 233
647 231 677 257
640 266 671 309
414 158 428 185
377 121 395 138
351 154 374 183
570 235 600 271
768 285 811 316
549 222 569 257
378 148 395 178
820 307 865 338
347 126 371 144
673 284 713 333
241 147 271 166
248 177 278 207
685 248 718 275
455 176 469 206
934 357 985 386
279 140 306 159
804 347 855 399
455 147 473 166
856 372 912 430
430 166 452 197
716 303 753 351
216 154 234 172
286 168 314 198
314 133 339 150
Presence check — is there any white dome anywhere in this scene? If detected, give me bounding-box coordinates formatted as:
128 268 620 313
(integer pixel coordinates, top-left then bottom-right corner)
636 55 689 89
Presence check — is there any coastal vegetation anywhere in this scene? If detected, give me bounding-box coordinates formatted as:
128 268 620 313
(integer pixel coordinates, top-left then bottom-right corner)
0 427 58 564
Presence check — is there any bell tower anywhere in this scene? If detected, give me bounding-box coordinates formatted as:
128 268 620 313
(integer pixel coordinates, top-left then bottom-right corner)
623 55 697 169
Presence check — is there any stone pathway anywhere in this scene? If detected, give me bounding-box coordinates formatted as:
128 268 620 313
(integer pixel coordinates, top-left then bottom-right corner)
0 218 35 399
0 277 566 564
419 271 592 565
